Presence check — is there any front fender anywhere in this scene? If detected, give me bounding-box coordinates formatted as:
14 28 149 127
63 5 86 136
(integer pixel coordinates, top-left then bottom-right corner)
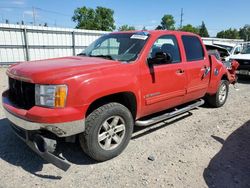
73 64 141 117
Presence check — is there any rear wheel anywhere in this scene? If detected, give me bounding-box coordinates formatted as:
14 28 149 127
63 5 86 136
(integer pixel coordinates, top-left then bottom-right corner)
79 102 134 161
206 80 229 108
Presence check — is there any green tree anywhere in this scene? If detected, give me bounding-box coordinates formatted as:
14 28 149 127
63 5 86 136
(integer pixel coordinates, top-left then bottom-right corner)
118 25 135 31
239 25 250 41
155 25 163 30
72 6 115 31
156 14 175 30
216 31 225 38
216 28 240 39
199 21 209 37
180 24 199 34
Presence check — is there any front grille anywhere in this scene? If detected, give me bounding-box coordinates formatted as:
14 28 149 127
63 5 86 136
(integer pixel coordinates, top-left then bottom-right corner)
234 59 250 70
8 77 35 110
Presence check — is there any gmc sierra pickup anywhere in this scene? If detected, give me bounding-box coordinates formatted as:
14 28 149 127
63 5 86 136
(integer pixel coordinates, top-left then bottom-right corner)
2 30 238 171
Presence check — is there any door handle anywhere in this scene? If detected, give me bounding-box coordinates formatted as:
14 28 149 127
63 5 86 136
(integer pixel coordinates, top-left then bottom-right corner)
176 69 185 74
201 66 210 78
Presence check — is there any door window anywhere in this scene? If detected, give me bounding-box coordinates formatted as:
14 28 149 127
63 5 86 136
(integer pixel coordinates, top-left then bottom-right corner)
182 35 204 61
149 35 181 64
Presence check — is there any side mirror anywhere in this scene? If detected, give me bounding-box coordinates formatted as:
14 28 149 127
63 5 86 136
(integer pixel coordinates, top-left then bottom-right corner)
149 51 172 64
235 51 241 55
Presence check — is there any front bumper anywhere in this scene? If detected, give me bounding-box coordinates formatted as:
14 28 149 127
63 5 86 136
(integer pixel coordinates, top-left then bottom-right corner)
2 90 86 137
10 123 71 171
4 108 85 137
2 90 86 171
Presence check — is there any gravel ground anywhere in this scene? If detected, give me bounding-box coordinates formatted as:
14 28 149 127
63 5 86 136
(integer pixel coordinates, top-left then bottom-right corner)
0 67 250 188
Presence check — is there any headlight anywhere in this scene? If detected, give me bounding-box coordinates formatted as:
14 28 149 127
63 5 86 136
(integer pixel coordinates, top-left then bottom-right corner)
35 85 68 108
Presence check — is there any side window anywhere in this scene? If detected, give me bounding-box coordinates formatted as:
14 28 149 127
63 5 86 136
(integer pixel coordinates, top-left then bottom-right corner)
234 46 241 54
182 35 204 62
149 35 181 63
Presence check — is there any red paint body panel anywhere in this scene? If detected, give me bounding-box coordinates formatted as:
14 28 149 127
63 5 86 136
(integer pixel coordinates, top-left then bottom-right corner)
2 30 237 125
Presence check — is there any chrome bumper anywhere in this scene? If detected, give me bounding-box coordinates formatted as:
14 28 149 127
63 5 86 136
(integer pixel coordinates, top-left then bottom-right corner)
3 108 85 137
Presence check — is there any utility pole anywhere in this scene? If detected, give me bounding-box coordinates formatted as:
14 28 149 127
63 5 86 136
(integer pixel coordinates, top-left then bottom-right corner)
180 8 184 29
32 6 36 25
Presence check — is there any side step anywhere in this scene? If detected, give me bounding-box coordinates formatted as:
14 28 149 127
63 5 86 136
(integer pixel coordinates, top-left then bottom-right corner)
135 99 204 126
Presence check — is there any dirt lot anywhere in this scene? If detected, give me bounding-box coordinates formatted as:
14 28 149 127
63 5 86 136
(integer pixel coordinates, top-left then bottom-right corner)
0 67 249 188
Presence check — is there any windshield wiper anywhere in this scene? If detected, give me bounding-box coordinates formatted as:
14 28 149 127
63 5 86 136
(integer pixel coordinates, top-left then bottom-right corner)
90 55 114 60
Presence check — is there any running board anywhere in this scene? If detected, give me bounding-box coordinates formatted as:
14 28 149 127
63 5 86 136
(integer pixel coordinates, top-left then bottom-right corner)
135 99 204 126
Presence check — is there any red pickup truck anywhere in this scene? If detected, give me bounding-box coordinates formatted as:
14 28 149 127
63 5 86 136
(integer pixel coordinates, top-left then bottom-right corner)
2 30 238 170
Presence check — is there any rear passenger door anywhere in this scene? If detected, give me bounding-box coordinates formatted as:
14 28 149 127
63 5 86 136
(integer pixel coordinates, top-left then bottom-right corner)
181 35 210 102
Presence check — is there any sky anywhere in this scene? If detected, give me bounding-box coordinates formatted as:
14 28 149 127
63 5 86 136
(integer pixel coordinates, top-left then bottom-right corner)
0 0 249 36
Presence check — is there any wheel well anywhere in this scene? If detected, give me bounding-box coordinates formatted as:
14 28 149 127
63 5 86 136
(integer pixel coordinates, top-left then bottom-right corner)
86 92 137 119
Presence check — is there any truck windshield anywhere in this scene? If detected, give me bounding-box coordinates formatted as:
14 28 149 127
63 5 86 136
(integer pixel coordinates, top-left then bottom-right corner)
241 46 250 54
80 32 149 62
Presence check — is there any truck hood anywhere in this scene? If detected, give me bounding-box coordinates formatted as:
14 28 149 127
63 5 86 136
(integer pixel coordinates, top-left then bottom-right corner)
229 54 250 60
7 56 120 83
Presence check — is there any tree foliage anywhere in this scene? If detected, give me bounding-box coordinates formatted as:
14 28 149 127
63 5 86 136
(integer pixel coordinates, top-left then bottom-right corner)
239 25 250 41
216 28 240 39
199 21 209 37
156 14 175 30
118 25 135 31
72 6 115 31
180 24 199 34
155 25 163 30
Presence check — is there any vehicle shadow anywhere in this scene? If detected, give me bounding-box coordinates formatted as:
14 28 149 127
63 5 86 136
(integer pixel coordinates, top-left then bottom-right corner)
0 118 95 180
203 120 250 188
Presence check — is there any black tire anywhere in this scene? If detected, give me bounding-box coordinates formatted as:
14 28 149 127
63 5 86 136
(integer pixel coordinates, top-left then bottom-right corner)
79 102 134 161
206 80 229 108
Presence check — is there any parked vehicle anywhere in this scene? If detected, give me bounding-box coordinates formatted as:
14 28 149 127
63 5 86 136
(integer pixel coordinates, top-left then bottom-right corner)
205 44 231 61
2 30 238 171
226 43 250 76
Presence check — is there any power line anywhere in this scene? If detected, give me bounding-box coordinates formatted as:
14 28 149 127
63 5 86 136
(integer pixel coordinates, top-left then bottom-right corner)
0 6 31 10
0 6 73 27
34 7 72 17
0 6 72 17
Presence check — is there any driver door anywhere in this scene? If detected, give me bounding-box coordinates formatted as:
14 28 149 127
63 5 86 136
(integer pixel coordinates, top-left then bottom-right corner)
140 35 187 116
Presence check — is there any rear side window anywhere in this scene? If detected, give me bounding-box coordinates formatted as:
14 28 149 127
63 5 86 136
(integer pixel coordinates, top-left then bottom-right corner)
182 35 204 61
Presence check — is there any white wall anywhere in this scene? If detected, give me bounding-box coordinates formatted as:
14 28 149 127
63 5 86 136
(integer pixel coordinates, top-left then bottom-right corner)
0 23 109 64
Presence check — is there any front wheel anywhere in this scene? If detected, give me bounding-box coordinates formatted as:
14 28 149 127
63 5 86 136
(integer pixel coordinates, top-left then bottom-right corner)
79 103 134 161
206 80 229 108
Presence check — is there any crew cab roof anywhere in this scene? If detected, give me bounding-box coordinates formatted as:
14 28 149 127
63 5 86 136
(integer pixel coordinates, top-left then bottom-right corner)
111 30 200 37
